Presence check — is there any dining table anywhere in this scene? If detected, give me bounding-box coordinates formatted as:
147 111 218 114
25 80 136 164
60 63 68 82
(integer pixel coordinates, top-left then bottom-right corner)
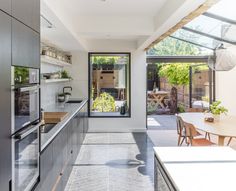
147 91 169 109
179 112 236 146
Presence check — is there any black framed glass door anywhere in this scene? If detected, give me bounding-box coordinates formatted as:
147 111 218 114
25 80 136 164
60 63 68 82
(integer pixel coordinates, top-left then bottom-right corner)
189 64 215 109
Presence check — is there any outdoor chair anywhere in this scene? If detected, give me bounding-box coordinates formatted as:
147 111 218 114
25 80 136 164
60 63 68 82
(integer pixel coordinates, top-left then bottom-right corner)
187 108 211 141
184 122 215 146
176 115 201 146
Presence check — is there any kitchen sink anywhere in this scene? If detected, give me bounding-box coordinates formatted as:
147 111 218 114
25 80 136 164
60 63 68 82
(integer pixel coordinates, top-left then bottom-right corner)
40 123 56 133
66 100 83 103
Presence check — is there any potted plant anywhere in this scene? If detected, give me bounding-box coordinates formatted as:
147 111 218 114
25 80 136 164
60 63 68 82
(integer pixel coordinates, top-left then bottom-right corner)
58 93 65 102
209 101 228 122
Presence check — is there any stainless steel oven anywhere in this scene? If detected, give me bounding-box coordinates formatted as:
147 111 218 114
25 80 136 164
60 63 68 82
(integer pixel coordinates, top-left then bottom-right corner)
12 66 40 133
11 66 41 191
13 123 41 191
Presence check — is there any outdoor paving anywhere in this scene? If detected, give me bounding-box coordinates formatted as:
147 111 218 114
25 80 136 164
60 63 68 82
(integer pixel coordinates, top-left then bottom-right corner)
147 115 176 130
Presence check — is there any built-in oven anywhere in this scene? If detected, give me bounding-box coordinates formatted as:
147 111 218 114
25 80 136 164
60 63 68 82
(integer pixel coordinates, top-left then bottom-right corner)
11 66 40 134
13 123 41 191
11 66 41 191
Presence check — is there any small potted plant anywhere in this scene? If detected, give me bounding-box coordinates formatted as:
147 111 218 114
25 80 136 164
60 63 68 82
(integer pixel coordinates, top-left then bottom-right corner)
58 93 66 102
209 101 228 122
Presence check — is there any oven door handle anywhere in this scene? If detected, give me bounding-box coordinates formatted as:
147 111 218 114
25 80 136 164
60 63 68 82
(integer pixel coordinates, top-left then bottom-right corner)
12 85 40 92
14 122 41 140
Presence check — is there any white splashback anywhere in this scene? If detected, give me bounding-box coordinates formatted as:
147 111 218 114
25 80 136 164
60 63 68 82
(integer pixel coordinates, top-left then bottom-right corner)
41 62 71 108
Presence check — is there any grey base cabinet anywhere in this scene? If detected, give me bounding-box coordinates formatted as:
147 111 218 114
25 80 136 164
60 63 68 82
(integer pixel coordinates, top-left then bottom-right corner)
38 104 88 191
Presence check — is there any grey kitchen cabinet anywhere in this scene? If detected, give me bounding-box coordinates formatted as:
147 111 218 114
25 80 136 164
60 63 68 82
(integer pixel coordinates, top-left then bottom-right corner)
39 103 89 191
0 11 12 191
12 0 40 32
12 19 40 68
0 0 11 15
40 143 54 191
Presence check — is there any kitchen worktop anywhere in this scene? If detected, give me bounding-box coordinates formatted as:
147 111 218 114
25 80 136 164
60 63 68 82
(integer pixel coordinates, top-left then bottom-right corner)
154 147 236 191
40 98 88 151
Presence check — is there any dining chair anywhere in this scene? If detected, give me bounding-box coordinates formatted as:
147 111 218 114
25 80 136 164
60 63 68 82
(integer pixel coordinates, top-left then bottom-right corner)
176 115 201 146
184 122 215 146
187 108 211 141
227 137 235 146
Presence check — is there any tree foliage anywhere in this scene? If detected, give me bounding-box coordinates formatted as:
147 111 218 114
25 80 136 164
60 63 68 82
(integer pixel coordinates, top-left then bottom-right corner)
159 63 190 86
148 37 202 86
147 36 200 56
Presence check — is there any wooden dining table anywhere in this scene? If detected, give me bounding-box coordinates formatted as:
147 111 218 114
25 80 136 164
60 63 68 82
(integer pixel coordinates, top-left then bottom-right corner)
179 112 236 146
147 91 169 109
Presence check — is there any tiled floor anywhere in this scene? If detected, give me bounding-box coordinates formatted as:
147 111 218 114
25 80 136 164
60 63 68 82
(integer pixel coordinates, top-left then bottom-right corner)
147 115 176 130
65 133 155 191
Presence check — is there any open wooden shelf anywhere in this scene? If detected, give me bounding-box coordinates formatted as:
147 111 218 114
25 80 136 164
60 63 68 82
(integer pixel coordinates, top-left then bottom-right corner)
41 55 72 67
41 78 71 83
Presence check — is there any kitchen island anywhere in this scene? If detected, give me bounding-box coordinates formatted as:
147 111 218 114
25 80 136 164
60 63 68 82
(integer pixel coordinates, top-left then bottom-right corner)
35 99 88 191
154 147 236 191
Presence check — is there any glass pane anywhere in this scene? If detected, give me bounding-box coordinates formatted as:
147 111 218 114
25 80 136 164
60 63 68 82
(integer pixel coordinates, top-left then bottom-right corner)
90 53 130 117
190 64 212 109
172 29 221 49
186 15 236 42
208 0 236 22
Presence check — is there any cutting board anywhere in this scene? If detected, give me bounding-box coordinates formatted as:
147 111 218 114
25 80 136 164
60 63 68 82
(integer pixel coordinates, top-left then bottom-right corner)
44 112 68 124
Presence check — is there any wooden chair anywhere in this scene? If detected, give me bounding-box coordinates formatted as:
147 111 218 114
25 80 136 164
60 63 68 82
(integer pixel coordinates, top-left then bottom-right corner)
176 115 201 146
184 122 215 146
227 137 236 146
187 108 211 141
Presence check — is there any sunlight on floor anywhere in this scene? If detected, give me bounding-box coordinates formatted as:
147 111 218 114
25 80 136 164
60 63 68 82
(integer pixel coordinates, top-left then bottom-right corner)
147 117 161 127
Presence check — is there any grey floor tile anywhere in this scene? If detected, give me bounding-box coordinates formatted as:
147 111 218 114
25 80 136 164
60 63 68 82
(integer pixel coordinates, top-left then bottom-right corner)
65 133 154 191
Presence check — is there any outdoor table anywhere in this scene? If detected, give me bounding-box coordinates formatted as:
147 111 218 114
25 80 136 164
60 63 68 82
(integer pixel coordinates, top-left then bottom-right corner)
147 91 169 109
179 112 236 146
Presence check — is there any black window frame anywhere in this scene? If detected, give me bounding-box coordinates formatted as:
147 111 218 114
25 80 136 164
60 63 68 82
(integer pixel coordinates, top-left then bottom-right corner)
88 52 131 118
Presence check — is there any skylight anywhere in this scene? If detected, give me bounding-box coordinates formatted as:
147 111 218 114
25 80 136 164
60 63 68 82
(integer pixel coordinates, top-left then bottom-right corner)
171 0 236 51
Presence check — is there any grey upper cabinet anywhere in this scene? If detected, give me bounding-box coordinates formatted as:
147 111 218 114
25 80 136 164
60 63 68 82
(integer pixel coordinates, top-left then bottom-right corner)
0 11 12 191
12 0 40 32
0 0 11 15
12 19 40 68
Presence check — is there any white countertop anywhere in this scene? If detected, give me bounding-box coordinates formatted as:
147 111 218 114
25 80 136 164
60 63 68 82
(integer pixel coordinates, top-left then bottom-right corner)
154 147 236 191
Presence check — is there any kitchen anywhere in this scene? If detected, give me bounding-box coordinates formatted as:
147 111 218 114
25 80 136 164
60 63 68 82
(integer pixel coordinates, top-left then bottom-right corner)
0 0 88 190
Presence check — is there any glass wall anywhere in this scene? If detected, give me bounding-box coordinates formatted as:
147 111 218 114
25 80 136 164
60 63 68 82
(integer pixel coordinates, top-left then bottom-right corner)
89 53 130 117
190 64 215 109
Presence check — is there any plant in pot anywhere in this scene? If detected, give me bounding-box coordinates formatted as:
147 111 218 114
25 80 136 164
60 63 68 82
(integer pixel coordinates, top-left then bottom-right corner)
58 93 65 102
209 101 228 122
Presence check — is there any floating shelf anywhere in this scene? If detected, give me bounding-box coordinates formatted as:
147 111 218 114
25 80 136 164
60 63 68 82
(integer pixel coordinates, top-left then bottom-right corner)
41 78 71 83
41 55 72 67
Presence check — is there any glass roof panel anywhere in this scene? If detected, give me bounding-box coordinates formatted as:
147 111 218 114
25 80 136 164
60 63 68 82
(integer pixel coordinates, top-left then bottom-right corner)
207 0 236 22
171 28 221 49
185 15 236 43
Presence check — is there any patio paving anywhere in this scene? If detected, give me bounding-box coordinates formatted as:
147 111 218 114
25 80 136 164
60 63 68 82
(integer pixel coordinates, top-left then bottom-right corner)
147 115 176 130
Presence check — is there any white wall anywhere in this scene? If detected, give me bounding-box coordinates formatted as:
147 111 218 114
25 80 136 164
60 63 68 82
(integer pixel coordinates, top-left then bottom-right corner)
68 51 88 98
216 68 236 116
89 50 147 132
66 41 147 132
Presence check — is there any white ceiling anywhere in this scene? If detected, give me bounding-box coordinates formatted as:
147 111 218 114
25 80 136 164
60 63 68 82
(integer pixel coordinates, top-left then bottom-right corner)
57 0 167 17
41 0 208 51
